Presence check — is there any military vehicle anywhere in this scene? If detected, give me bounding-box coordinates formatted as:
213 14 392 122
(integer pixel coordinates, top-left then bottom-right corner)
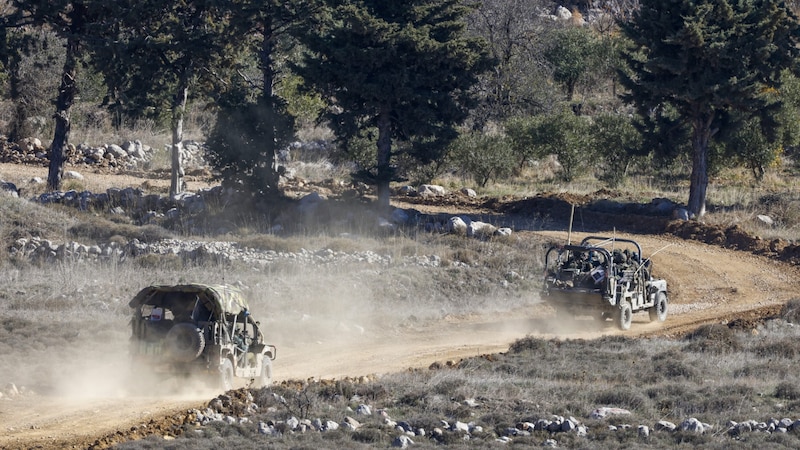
542 236 668 330
129 284 276 390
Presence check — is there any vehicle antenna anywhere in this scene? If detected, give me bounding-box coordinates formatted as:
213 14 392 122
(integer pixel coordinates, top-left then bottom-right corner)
634 243 674 276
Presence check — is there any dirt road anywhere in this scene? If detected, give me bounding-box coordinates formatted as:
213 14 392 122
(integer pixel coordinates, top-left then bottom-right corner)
1 229 798 449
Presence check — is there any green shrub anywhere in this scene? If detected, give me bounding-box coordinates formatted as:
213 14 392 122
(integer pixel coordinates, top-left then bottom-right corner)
449 132 515 187
589 113 642 187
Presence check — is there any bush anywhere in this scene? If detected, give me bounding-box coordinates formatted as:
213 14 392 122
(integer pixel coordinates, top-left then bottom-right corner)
775 381 800 400
449 132 515 187
589 113 642 187
351 426 388 444
682 324 741 353
780 298 800 323
509 336 550 354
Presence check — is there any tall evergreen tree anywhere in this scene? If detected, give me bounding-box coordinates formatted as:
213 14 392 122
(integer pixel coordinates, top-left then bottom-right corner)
619 0 800 217
205 0 317 197
13 0 108 191
296 0 491 210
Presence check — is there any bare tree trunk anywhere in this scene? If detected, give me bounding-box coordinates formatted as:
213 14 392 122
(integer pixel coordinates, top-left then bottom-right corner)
258 19 279 196
687 113 714 218
47 35 79 191
376 107 392 211
170 84 189 198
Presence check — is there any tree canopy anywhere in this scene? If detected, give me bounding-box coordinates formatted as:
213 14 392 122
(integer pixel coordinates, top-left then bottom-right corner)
619 0 800 216
295 0 492 209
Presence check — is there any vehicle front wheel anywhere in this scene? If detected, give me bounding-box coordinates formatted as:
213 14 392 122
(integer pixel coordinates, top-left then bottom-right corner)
649 292 668 322
617 302 632 331
219 358 234 392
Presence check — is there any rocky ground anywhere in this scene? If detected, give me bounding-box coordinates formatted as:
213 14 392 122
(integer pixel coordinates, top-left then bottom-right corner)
1 158 800 449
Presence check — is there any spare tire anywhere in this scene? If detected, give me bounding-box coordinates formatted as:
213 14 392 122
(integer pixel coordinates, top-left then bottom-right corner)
165 323 205 362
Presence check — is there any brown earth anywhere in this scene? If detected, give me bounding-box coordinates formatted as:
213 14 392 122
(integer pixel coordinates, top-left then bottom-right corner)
1 169 799 449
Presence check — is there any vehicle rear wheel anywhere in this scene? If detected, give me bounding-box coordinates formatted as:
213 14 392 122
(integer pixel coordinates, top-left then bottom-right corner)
255 358 272 388
616 302 632 331
219 358 234 391
649 292 668 322
165 323 205 362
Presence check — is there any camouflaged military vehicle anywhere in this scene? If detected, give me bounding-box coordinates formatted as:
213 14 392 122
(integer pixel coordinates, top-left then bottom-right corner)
542 236 668 330
129 284 276 390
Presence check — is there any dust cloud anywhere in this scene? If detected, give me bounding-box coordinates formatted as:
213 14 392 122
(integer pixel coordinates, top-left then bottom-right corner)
43 338 220 402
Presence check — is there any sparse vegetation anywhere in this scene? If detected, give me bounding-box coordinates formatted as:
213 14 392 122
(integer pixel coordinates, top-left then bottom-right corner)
107 318 800 449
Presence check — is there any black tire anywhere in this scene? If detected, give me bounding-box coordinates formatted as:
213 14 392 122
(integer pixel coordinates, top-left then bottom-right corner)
255 358 272 388
165 323 205 362
219 358 234 391
617 301 632 331
649 292 668 322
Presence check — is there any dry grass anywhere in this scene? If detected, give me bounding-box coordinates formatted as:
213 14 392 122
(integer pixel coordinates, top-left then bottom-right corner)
110 317 800 449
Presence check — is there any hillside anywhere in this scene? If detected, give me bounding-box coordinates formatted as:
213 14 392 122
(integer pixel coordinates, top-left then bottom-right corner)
1 160 799 449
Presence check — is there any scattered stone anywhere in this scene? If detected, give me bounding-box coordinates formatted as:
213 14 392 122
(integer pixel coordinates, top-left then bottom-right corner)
463 398 479 407
655 420 677 432
673 208 690 221
398 185 417 196
1 181 19 197
460 187 477 198
495 227 513 237
418 184 446 197
453 421 470 433
679 417 710 433
757 214 774 226
589 407 631 419
448 216 469 235
467 221 497 238
63 170 84 180
392 435 414 448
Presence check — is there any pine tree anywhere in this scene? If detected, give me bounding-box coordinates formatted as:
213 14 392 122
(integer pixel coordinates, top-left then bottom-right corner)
13 0 110 191
295 0 491 210
619 0 800 217
204 0 316 198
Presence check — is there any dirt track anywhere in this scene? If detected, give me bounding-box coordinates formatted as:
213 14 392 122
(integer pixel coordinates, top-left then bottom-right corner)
2 226 798 450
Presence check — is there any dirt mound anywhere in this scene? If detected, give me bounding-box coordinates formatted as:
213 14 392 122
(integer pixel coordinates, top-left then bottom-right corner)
666 221 800 265
498 192 670 234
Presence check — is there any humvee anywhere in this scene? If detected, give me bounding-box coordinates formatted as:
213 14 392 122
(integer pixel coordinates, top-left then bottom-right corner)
129 283 276 390
542 236 668 330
